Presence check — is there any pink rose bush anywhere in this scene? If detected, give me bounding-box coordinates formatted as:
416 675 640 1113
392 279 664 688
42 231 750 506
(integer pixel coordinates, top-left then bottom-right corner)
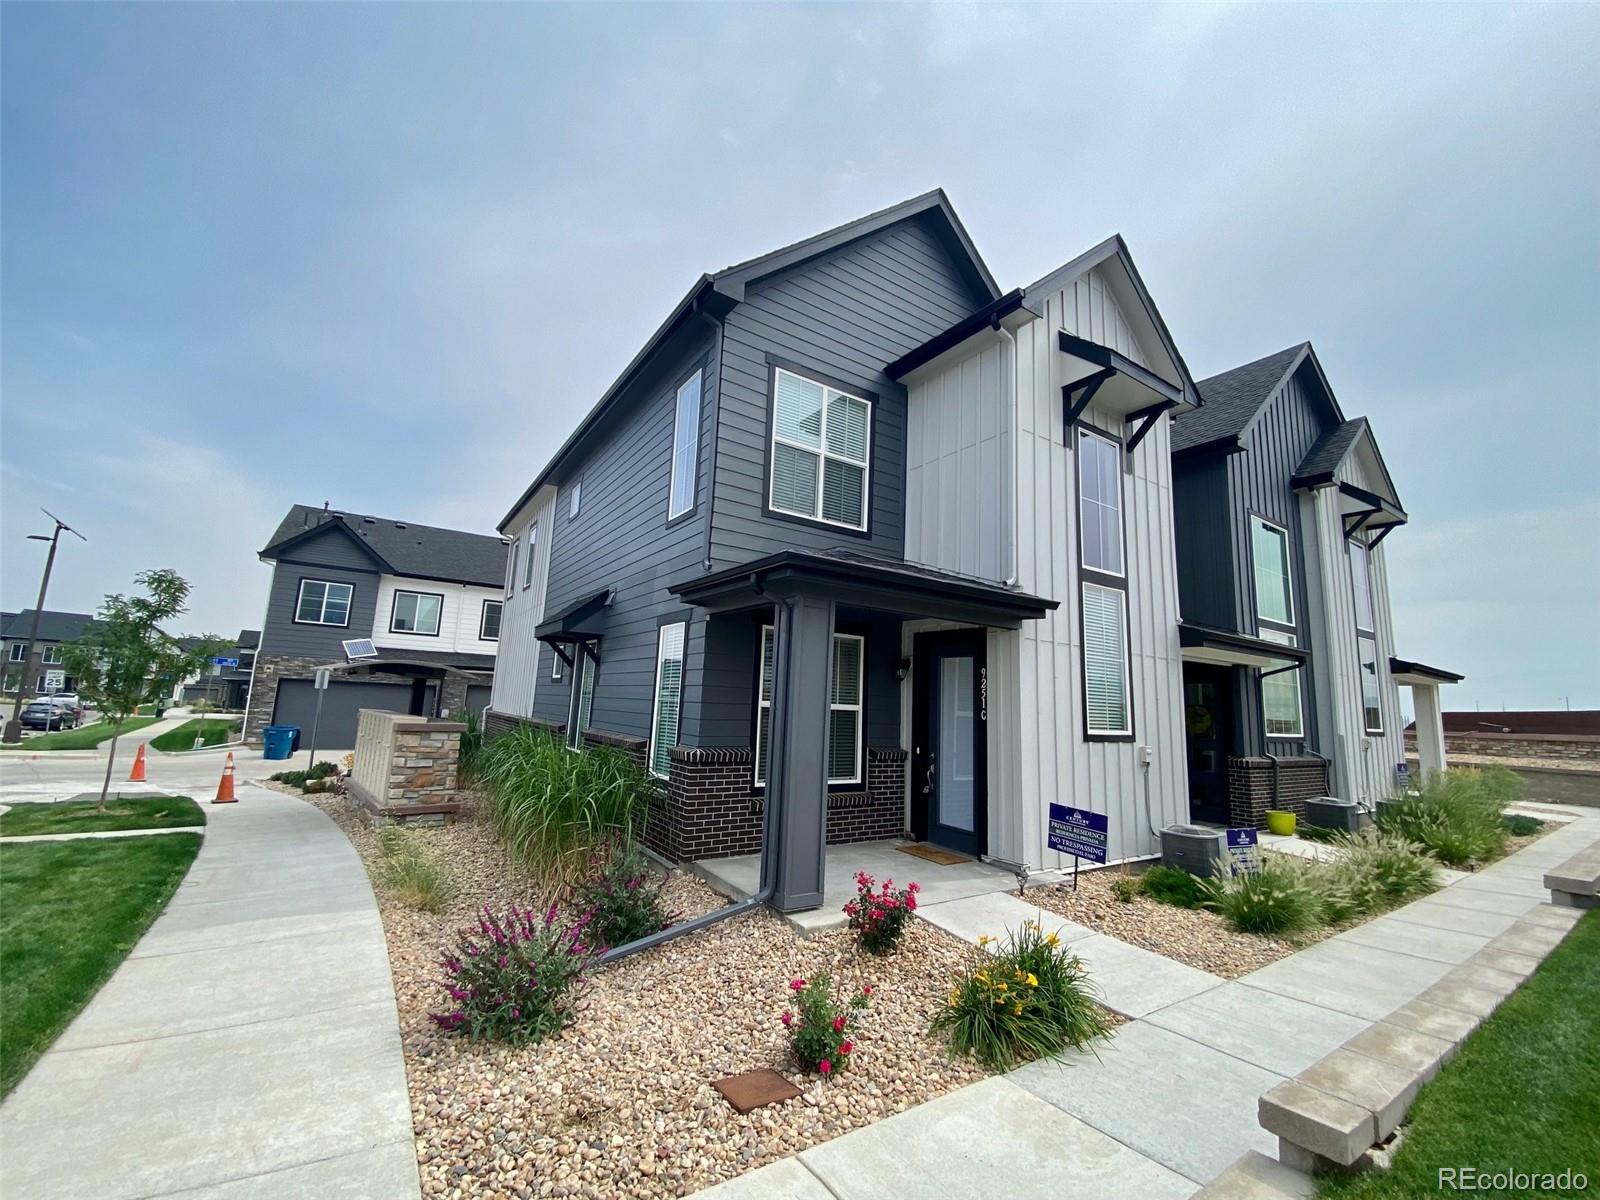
782 973 870 1076
843 872 920 955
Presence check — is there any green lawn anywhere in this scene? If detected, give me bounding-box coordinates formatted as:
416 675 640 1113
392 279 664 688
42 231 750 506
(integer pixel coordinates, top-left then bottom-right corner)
1319 911 1600 1199
0 715 161 751
0 796 205 837
0 834 201 1096
149 717 241 753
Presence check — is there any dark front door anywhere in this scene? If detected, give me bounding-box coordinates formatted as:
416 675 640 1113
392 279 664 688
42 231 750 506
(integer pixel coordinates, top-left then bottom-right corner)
1183 663 1233 823
913 630 987 857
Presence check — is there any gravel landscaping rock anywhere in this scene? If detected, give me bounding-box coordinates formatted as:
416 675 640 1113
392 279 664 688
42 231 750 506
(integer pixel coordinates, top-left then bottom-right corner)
297 788 990 1199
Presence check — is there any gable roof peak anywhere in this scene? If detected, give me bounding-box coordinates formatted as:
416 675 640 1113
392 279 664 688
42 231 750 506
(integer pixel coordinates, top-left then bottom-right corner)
1173 342 1314 453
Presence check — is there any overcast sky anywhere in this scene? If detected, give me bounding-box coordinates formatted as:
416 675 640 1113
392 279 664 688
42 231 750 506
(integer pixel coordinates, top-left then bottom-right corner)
3 3 1596 712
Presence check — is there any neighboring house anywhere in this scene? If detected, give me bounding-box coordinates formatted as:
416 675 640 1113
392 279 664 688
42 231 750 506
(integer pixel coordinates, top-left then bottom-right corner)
1 609 95 698
244 505 507 746
489 189 1204 911
172 629 260 710
1170 342 1462 823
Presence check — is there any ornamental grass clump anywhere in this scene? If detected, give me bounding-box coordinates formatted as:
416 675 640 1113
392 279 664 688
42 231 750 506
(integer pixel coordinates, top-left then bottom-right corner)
1377 767 1518 866
431 904 597 1045
931 921 1111 1072
569 841 673 951
844 871 920 954
1327 826 1438 914
377 822 455 913
1199 855 1323 937
781 974 870 1077
475 725 652 889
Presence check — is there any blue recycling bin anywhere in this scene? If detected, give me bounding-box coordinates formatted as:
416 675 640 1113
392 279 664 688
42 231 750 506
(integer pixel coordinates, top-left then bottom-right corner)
263 725 301 760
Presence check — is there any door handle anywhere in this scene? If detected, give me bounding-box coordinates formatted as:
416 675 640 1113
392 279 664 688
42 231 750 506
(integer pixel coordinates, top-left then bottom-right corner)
922 754 936 795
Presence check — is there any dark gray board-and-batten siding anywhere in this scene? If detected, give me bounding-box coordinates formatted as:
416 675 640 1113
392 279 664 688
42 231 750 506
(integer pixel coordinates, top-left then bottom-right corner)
257 528 380 659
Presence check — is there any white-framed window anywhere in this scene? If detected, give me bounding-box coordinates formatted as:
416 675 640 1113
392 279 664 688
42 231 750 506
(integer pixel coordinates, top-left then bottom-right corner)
1077 428 1124 577
668 371 702 520
295 579 353 626
7 644 25 662
1259 629 1304 738
566 652 595 750
754 626 864 786
1349 540 1375 633
1082 582 1131 736
569 479 582 521
1359 637 1383 734
479 600 502 642
505 536 519 599
768 367 871 531
648 622 686 777
523 523 537 589
40 646 64 665
1251 515 1294 628
390 590 443 636
551 645 564 681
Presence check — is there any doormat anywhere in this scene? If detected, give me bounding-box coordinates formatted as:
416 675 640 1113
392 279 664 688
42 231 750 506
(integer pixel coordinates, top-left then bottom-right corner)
897 843 970 866
712 1069 802 1113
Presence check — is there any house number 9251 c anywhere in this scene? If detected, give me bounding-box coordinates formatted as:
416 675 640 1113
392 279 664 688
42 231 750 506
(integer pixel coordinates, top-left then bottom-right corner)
979 666 988 721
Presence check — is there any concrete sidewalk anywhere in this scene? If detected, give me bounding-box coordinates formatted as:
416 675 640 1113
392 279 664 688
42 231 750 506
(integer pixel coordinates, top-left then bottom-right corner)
0 784 419 1200
696 807 1600 1199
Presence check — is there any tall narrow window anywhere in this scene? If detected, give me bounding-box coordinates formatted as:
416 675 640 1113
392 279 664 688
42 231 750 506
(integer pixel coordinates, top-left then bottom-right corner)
506 537 519 599
566 652 595 749
1359 638 1383 734
1082 583 1131 736
1077 429 1124 577
1251 516 1294 628
648 622 686 777
1349 540 1374 632
551 644 564 681
1259 629 1304 738
668 371 701 520
754 626 863 785
523 523 537 589
768 367 871 531
569 479 582 521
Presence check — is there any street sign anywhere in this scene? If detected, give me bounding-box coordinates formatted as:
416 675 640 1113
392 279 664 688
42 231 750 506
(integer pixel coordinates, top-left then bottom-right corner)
43 669 65 693
313 667 332 691
210 656 239 668
1048 804 1109 863
1225 827 1262 876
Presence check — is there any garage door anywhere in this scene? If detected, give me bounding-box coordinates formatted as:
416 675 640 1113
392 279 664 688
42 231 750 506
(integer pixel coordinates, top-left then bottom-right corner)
465 684 493 719
270 679 436 749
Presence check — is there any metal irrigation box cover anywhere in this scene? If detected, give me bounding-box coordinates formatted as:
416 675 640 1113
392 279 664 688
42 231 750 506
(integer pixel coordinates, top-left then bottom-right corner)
1048 804 1109 863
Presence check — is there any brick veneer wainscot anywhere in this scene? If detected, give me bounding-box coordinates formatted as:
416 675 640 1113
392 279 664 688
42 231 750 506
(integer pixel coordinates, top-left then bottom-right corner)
1226 756 1330 828
244 652 469 742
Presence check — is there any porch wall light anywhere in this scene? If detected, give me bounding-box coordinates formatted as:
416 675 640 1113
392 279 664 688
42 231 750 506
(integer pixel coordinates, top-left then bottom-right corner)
895 657 912 682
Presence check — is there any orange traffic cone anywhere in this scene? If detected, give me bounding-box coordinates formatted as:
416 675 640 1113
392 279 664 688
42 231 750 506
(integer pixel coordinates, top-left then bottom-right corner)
213 751 237 804
128 743 148 782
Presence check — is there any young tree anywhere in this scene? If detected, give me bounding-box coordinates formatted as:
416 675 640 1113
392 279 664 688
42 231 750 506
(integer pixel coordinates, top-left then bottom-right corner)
62 569 227 810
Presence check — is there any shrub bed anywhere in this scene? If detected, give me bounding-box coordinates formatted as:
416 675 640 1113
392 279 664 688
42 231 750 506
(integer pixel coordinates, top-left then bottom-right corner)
1377 766 1523 866
569 842 673 951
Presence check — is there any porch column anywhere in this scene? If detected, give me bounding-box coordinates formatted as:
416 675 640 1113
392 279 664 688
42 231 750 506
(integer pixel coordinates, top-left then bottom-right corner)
765 587 835 912
1411 683 1447 779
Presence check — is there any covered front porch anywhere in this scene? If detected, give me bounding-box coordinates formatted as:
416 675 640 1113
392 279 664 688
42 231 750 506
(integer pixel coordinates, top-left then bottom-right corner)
668 547 1055 913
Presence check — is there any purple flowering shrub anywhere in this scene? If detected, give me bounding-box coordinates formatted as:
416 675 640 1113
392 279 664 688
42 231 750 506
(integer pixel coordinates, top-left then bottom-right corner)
431 904 597 1044
569 842 672 951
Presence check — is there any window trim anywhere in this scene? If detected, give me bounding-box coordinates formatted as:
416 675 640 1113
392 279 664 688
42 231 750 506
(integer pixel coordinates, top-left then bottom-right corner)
293 578 354 628
566 651 596 750
1349 539 1375 635
667 369 703 523
7 644 25 663
551 645 564 681
1249 512 1296 631
523 523 537 590
40 646 64 665
762 362 875 537
754 623 865 787
388 589 444 638
505 536 519 599
568 478 583 522
1257 628 1305 740
1079 581 1134 739
1076 427 1127 580
647 621 687 778
1358 635 1384 735
479 599 503 642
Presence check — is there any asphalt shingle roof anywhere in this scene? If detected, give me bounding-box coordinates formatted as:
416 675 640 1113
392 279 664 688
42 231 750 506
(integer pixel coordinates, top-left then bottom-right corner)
263 505 507 588
1173 343 1307 451
1293 418 1370 483
0 610 97 643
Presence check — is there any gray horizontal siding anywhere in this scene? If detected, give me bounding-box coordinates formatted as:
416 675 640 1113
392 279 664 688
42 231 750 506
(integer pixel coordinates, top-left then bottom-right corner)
710 215 986 566
258 527 381 660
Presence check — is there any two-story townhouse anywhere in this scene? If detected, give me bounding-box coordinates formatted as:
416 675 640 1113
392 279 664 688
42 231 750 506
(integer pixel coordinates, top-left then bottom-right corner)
489 190 1203 913
1 609 95 697
1170 343 1462 825
244 505 507 746
172 628 260 710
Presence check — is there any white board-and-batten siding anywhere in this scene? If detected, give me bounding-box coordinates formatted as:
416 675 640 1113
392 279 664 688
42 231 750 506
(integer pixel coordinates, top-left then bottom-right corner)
370 576 505 657
903 267 1189 869
489 498 555 719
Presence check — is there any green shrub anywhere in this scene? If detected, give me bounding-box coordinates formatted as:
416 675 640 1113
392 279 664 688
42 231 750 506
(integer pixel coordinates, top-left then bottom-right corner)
930 921 1112 1071
431 904 596 1045
1503 814 1542 837
459 709 484 783
1109 875 1142 903
1296 822 1342 843
268 760 339 791
569 842 672 950
474 726 653 888
377 823 455 913
1140 865 1207 909
782 974 870 1076
1377 768 1513 866
1200 856 1324 936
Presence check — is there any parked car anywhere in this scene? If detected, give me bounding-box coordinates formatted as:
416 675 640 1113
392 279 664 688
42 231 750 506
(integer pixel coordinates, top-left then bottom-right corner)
49 693 85 721
20 698 79 731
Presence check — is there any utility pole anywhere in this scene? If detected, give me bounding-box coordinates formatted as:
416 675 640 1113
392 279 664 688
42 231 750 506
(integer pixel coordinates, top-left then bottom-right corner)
2 511 86 744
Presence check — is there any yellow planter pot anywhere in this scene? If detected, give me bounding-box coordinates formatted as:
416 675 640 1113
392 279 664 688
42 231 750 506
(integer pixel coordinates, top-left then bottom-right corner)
1265 810 1297 836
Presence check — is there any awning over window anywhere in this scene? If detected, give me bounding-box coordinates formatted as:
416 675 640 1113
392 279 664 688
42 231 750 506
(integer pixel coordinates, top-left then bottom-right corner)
1389 657 1464 687
1179 622 1308 671
1058 330 1186 420
535 589 612 665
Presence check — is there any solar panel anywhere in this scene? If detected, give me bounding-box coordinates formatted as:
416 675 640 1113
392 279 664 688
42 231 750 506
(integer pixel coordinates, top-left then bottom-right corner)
342 638 378 661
